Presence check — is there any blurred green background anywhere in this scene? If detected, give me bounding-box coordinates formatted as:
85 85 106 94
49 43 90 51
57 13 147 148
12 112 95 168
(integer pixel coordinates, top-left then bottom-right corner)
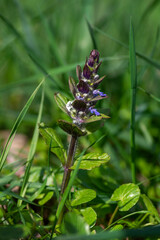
0 0 160 199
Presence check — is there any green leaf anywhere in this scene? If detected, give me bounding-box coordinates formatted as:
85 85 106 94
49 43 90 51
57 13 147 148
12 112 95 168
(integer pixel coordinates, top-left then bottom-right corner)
61 212 90 235
38 191 54 205
71 189 96 206
84 114 110 123
58 120 87 137
71 153 110 170
111 183 140 211
39 123 66 164
0 225 30 239
81 207 97 226
54 92 69 114
141 194 160 223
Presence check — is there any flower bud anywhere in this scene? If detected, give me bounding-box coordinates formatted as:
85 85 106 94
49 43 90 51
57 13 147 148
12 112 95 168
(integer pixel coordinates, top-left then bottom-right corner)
90 49 99 63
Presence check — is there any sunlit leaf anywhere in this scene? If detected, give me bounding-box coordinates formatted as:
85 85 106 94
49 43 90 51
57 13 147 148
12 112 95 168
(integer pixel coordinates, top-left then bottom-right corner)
111 183 140 211
38 191 54 205
81 207 97 226
71 189 96 206
71 153 110 170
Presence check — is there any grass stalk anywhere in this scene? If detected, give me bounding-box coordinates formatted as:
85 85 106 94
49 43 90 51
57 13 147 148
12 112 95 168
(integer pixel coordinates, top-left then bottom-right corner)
129 19 137 184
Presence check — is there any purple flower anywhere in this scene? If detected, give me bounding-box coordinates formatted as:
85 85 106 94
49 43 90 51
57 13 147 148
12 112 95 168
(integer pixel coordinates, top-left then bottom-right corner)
93 90 107 97
89 107 100 116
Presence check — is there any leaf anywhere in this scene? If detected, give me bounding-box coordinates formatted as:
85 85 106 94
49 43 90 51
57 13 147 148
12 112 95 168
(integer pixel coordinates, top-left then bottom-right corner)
39 123 66 164
58 120 87 137
89 95 108 102
61 212 90 235
86 19 98 50
84 114 110 123
93 75 106 87
71 189 96 206
71 153 110 170
54 92 69 114
111 183 140 211
69 76 77 96
38 191 54 205
81 207 97 226
141 194 160 223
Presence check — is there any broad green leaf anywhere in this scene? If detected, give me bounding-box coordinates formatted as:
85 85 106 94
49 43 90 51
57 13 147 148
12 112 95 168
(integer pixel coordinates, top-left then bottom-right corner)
54 93 69 114
81 207 97 226
39 123 66 164
58 120 87 137
38 191 54 205
111 183 140 211
61 212 90 235
84 114 110 124
141 194 160 223
0 225 30 239
71 153 110 170
71 189 96 206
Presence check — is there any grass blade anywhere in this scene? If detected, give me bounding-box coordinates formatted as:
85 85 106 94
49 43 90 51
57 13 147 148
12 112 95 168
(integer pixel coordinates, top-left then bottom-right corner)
138 86 160 103
129 19 137 184
17 85 44 207
0 79 44 172
93 25 160 70
0 14 62 90
86 19 98 50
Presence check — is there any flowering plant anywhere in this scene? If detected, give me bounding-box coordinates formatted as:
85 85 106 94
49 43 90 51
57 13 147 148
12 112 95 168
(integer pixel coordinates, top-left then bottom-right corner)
40 50 110 233
55 50 109 136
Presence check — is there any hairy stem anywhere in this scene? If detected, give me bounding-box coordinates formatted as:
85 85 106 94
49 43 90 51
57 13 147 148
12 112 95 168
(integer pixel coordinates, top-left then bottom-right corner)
57 135 78 226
